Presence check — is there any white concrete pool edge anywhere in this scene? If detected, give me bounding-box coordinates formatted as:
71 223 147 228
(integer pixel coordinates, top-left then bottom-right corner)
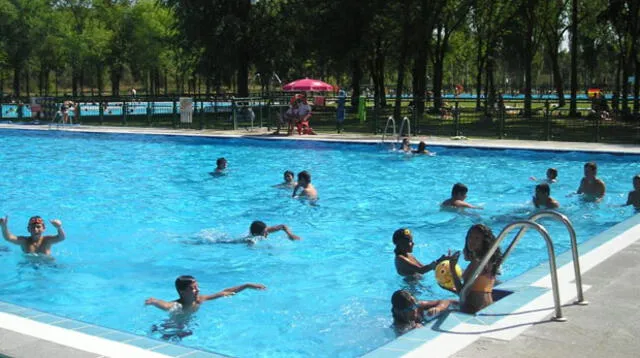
0 312 169 358
397 214 640 358
1 123 640 154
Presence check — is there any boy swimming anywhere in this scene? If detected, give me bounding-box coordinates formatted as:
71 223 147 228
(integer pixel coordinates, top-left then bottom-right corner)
533 183 559 209
530 168 558 183
249 221 301 241
273 170 297 188
211 157 227 176
441 183 482 209
292 171 318 200
145 275 265 314
624 174 640 209
0 216 66 255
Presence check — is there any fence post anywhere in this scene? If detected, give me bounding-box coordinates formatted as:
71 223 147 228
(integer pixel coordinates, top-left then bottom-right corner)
198 100 204 130
122 101 128 126
545 100 551 141
146 100 152 127
172 99 178 128
595 112 601 143
99 101 104 125
454 102 460 136
498 106 505 139
232 98 238 130
76 102 81 124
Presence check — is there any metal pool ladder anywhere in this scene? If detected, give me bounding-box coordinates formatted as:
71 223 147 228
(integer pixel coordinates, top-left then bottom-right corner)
460 211 586 322
381 116 412 147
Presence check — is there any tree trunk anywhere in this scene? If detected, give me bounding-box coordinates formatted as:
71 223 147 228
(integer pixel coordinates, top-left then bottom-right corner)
350 58 362 107
25 67 30 97
475 36 484 110
13 67 21 98
110 67 121 96
548 44 565 107
394 8 411 120
569 0 578 116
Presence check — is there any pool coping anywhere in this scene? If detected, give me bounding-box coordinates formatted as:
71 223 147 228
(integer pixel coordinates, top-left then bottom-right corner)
1 124 639 358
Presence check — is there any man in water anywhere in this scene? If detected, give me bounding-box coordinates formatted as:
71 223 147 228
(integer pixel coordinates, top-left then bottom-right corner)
0 216 66 255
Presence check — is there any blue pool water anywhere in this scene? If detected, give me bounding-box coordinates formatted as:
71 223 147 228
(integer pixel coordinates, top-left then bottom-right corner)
0 129 638 357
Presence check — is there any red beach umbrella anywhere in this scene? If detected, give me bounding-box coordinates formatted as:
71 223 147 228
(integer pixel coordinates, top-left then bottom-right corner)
282 78 334 92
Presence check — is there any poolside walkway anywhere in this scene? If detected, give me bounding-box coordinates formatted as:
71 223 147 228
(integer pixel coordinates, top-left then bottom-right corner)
1 123 639 358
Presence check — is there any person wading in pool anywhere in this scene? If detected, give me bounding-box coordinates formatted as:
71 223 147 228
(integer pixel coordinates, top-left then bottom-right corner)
145 275 266 314
577 162 606 202
0 216 66 255
392 228 445 277
292 170 318 200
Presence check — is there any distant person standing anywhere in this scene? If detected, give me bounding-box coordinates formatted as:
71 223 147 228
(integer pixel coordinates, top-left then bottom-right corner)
131 88 137 98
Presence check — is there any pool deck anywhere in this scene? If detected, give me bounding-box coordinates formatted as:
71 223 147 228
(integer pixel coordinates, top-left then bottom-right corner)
1 123 639 358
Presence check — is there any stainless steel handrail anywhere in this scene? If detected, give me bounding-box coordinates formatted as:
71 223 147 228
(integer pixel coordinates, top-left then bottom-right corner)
381 116 396 143
398 116 411 140
459 220 567 321
502 210 586 305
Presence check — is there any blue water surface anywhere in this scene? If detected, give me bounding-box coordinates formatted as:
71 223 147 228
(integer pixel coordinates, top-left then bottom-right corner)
0 129 638 357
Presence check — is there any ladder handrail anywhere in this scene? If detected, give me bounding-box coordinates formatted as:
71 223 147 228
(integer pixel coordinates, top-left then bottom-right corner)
459 220 565 321
398 116 411 141
381 116 396 143
501 210 585 304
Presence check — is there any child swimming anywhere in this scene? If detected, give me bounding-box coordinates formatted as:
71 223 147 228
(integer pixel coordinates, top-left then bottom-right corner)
145 275 265 314
391 290 455 333
441 183 482 210
292 170 318 200
0 216 66 256
211 157 227 176
392 228 444 277
576 162 606 202
533 183 559 209
530 168 558 183
448 224 502 314
249 221 301 241
624 174 640 209
273 170 297 189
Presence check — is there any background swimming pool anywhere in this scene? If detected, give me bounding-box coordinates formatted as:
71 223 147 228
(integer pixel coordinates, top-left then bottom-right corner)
0 129 638 357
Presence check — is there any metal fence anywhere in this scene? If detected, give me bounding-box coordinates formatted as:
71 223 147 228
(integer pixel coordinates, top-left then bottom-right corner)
1 95 638 144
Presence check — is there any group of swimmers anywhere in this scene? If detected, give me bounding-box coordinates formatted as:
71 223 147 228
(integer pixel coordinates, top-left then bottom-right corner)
388 159 639 333
2 152 639 336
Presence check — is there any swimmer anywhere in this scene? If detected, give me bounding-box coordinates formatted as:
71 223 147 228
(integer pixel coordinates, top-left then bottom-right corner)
623 174 640 209
400 137 411 153
249 220 301 241
447 224 502 314
530 167 558 183
273 170 297 189
392 228 445 277
292 170 318 200
0 216 66 256
145 275 266 314
211 157 227 176
576 162 606 202
533 183 559 209
412 141 432 155
441 183 482 210
391 290 455 333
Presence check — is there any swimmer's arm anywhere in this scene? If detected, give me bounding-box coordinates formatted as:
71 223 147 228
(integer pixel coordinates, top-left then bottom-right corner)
201 283 267 301
576 179 585 194
457 200 482 209
0 216 21 245
448 252 464 295
144 298 174 311
420 299 456 316
46 219 66 244
267 225 301 241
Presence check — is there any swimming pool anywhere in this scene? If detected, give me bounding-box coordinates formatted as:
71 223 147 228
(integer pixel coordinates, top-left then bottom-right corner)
0 128 638 357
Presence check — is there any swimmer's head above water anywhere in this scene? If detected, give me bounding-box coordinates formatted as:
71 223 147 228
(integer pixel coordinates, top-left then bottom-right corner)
392 228 413 255
175 275 199 300
249 221 268 236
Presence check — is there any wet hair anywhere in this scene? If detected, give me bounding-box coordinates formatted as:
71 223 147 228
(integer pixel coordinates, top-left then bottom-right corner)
298 170 311 183
391 290 415 325
451 183 468 197
216 157 227 167
392 228 412 255
536 183 550 196
463 224 502 276
584 162 597 172
28 216 45 227
284 170 294 179
546 168 558 179
416 141 427 152
633 174 640 183
175 275 196 294
250 220 267 236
